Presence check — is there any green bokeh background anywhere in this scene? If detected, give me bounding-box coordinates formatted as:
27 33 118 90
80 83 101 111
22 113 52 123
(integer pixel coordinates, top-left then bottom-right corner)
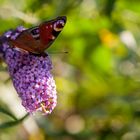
0 0 140 140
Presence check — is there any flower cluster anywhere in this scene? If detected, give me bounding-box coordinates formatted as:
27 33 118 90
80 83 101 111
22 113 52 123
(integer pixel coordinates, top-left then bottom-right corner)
0 27 57 115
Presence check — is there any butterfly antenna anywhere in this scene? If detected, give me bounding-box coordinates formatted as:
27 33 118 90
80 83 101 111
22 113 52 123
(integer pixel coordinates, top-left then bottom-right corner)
48 51 68 54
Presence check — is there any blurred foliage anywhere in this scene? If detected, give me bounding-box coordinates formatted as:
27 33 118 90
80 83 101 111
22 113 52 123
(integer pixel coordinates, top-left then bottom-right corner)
0 0 140 140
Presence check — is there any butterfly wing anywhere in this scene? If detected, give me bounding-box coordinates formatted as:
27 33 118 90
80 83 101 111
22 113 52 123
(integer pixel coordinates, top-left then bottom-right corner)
8 16 67 54
39 16 67 47
9 27 45 54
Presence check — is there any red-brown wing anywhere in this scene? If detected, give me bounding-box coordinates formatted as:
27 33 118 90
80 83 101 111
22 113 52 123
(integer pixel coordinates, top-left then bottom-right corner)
39 16 67 50
9 30 45 54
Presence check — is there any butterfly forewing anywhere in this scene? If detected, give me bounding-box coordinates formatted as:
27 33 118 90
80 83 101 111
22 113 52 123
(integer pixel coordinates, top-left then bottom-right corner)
39 16 67 49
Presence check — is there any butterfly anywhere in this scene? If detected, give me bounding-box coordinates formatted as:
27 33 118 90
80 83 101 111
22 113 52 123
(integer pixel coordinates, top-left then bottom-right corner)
8 16 67 54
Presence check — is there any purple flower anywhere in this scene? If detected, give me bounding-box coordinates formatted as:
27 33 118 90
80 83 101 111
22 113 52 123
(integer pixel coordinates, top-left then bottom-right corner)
0 27 57 115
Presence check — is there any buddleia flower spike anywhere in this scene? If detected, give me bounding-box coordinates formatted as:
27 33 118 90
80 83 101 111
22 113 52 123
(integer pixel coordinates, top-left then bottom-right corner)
0 26 57 115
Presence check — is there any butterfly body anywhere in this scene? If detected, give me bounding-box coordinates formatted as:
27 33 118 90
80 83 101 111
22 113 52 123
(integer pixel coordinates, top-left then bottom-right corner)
8 16 67 54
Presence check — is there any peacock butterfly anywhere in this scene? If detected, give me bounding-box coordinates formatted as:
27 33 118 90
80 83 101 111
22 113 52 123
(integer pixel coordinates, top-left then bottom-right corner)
8 16 67 54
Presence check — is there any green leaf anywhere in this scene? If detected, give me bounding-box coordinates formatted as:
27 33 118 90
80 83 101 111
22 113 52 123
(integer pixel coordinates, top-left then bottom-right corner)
0 107 17 121
0 113 29 129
